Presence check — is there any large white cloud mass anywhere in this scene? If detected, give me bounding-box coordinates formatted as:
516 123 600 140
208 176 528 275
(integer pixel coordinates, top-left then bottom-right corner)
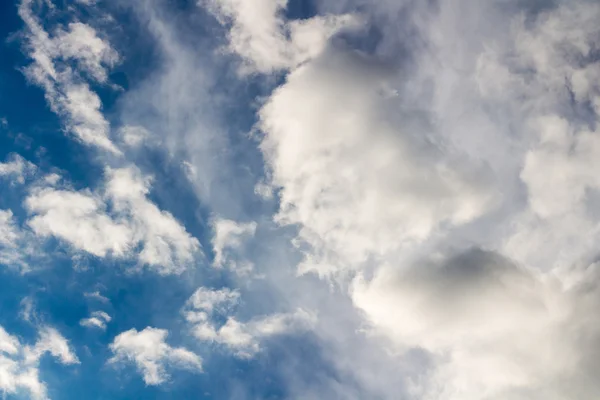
243 0 600 398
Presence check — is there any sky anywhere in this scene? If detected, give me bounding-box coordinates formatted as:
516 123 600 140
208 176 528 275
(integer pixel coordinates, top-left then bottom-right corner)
0 0 600 399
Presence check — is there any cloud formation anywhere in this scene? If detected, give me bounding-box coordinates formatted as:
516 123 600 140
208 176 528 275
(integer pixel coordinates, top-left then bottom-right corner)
80 311 111 330
0 153 36 184
7 0 600 398
0 324 77 399
108 327 202 385
211 218 256 274
18 0 120 153
25 166 200 274
204 0 359 73
259 46 496 276
184 287 315 357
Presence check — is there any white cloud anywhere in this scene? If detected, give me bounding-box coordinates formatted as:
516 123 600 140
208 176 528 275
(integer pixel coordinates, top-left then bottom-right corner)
108 327 202 385
0 209 35 272
19 297 36 323
26 187 134 258
119 125 152 148
184 286 240 318
104 167 201 273
84 291 110 304
211 218 256 273
204 0 359 73
54 22 119 82
0 211 21 251
225 0 600 398
352 249 600 400
80 311 111 330
471 2 600 272
25 166 201 274
0 324 78 400
18 0 120 153
184 287 315 357
0 154 36 184
24 327 79 366
0 327 20 356
258 46 496 276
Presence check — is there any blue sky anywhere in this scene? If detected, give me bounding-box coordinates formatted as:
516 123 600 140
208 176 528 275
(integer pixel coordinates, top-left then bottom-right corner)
2 0 600 399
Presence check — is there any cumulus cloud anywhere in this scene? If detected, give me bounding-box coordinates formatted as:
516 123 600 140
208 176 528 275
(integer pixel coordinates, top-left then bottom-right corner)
183 287 315 357
352 249 600 400
220 0 600 397
80 311 111 330
211 218 256 273
0 324 78 400
259 46 496 276
0 153 36 184
25 166 201 274
25 187 134 258
469 2 600 273
104 167 201 271
108 327 202 385
18 0 120 153
204 0 359 73
118 125 152 148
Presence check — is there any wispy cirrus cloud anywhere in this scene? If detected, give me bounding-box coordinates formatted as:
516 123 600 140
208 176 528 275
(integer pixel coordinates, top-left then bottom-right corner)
18 0 120 153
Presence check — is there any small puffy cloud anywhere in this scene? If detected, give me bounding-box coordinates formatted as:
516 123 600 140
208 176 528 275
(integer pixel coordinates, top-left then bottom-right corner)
104 167 201 273
0 209 35 272
0 324 78 400
184 287 240 318
80 311 111 330
108 327 202 385
25 166 201 274
254 180 273 200
25 188 134 258
0 153 36 184
184 287 315 357
203 0 359 73
18 0 120 153
119 125 152 148
84 291 110 304
211 218 256 273
19 297 36 323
